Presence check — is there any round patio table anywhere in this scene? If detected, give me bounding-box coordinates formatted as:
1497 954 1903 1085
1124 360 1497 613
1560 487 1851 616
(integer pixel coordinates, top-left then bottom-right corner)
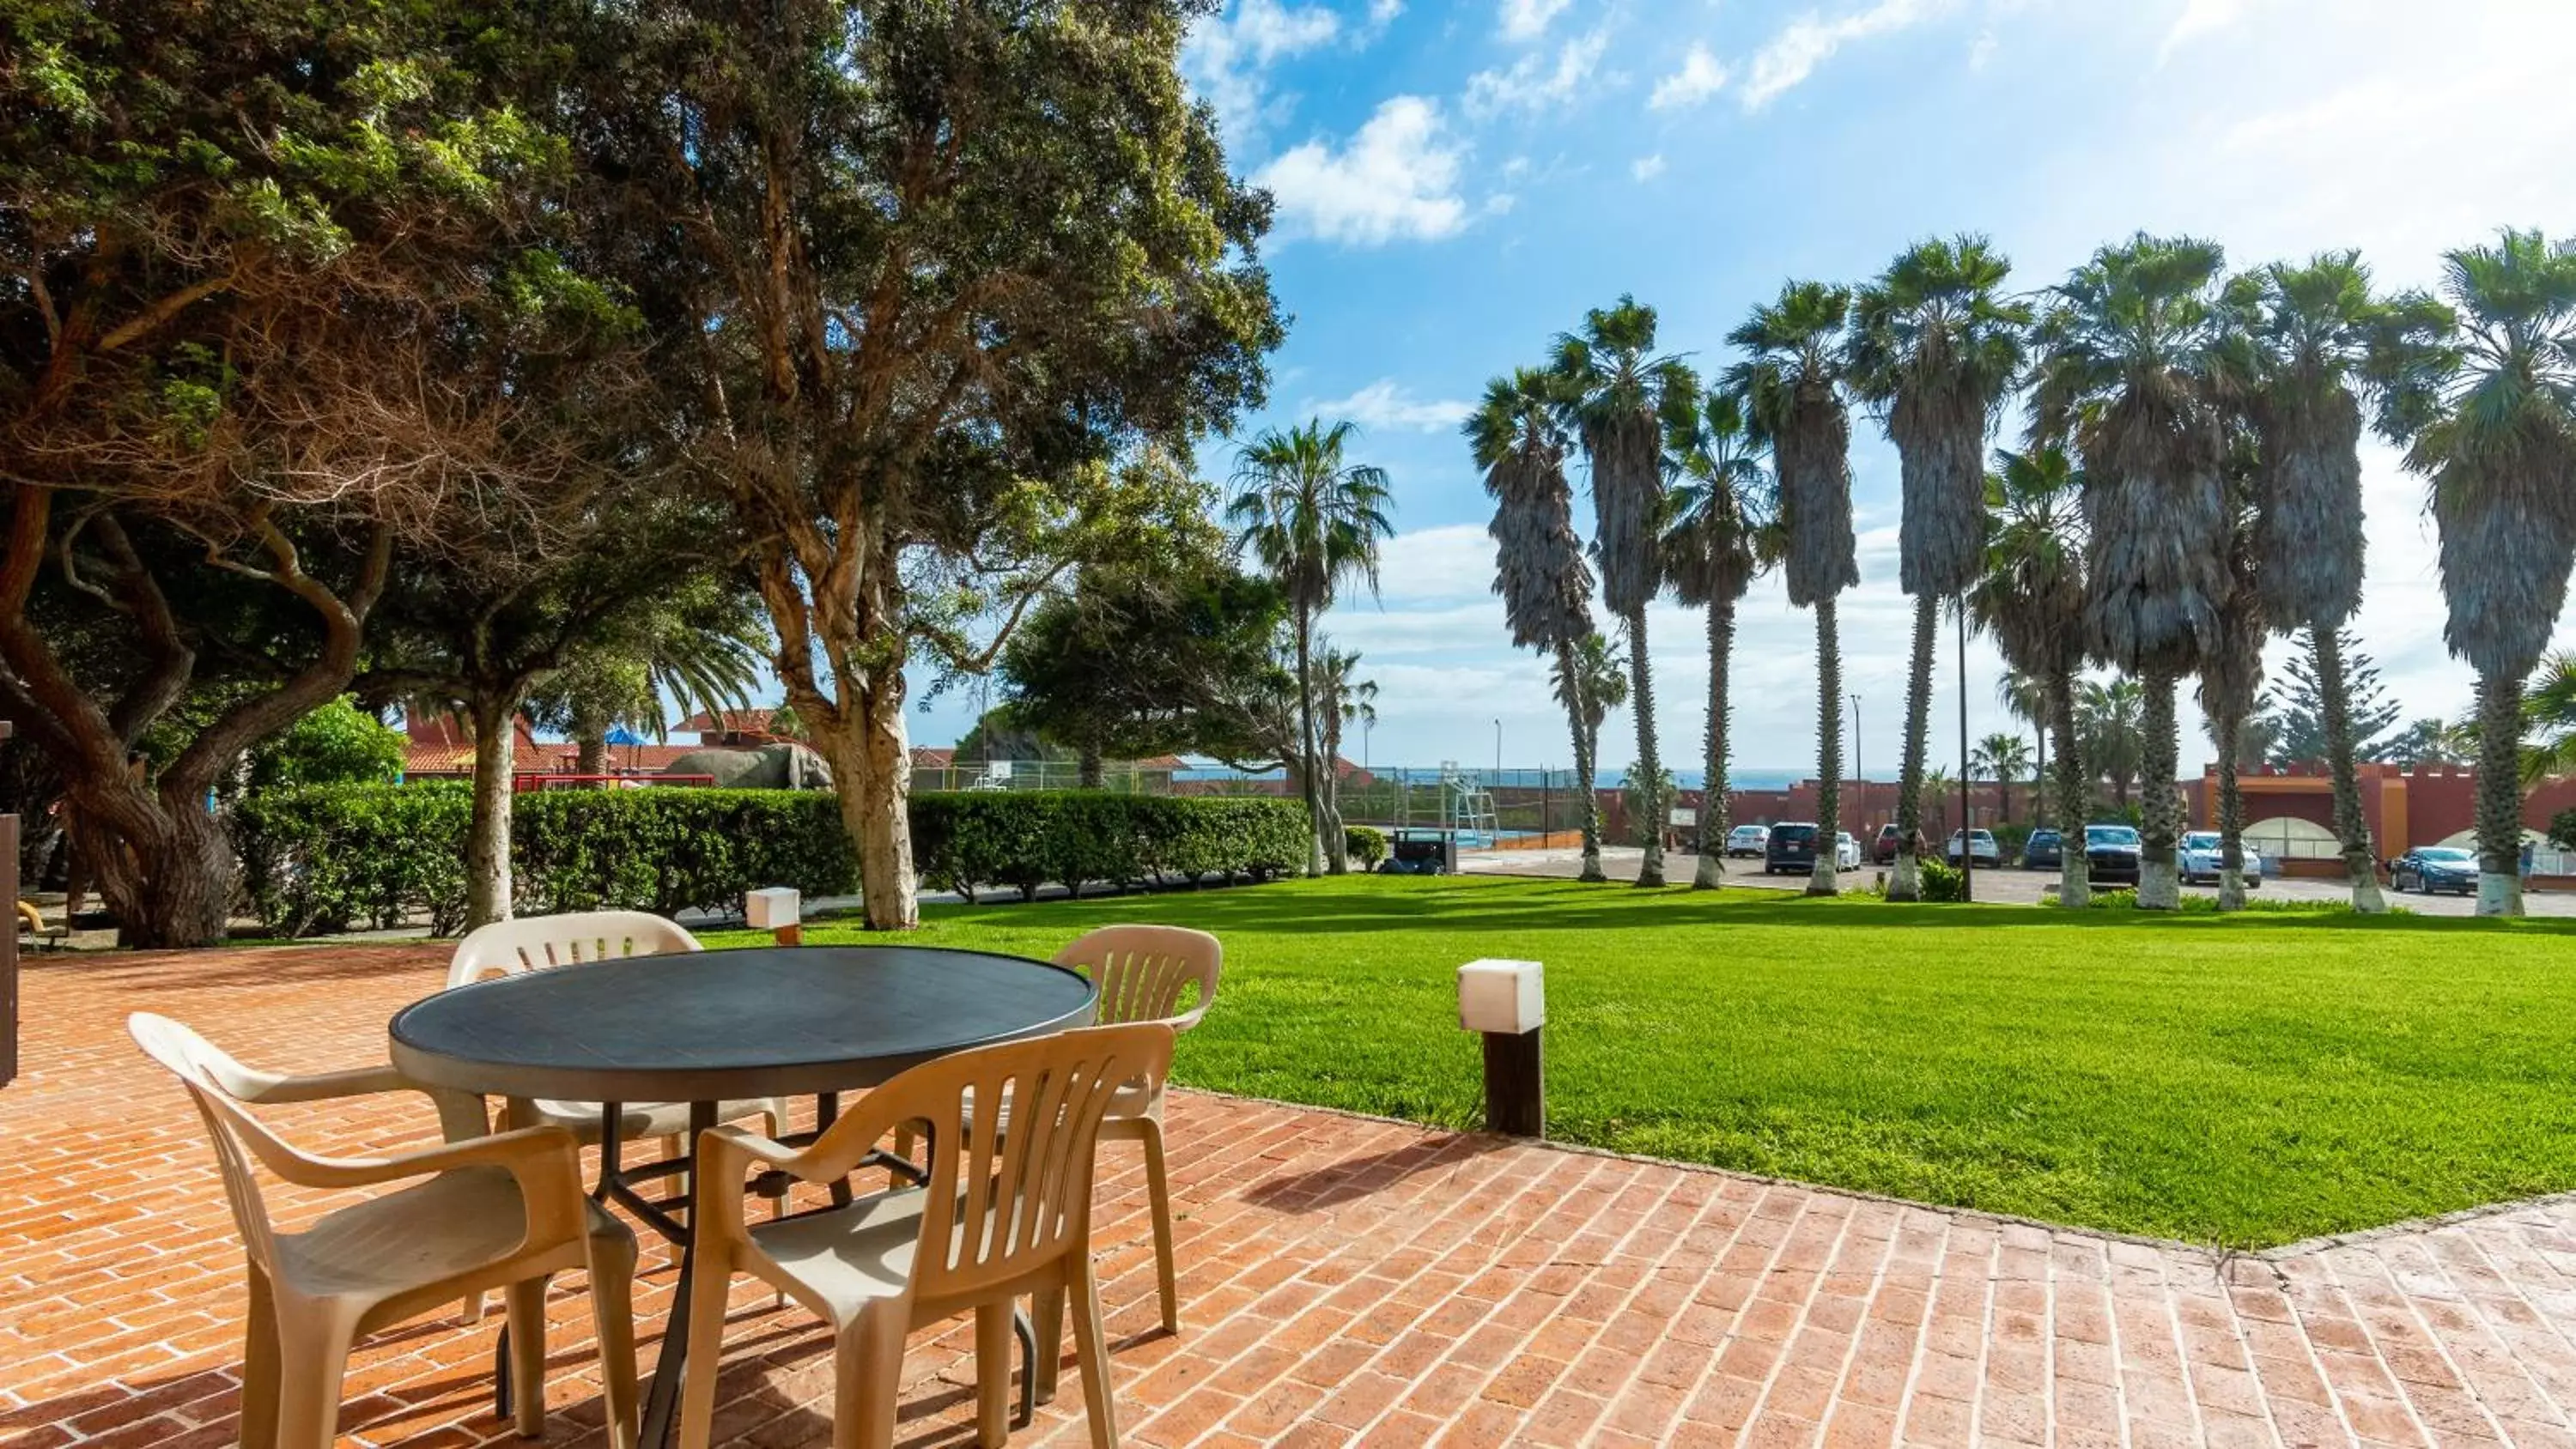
389 943 1097 1448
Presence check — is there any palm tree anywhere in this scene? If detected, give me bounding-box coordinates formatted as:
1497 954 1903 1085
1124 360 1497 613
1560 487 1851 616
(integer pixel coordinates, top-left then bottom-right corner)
2076 675 2146 812
1471 368 1607 881
1922 763 1956 840
1553 296 1698 888
2519 654 2576 785
2371 231 2576 916
1662 388 1779 888
1310 646 1377 854
1228 419 1396 876
526 581 770 778
1729 282 1860 896
1552 632 1627 834
1849 237 2030 900
1971 733 2032 823
2030 234 2234 908
1996 669 2052 826
1969 447 2093 905
2233 252 2393 911
2198 473 2265 910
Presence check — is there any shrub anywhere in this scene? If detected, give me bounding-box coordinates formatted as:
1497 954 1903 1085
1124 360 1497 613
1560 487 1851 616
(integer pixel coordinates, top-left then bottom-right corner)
1346 824 1388 869
1917 856 1965 903
246 697 406 793
234 782 474 936
911 791 1308 901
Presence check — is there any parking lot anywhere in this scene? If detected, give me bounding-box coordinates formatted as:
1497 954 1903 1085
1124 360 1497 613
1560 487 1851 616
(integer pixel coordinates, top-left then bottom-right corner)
1460 844 2576 916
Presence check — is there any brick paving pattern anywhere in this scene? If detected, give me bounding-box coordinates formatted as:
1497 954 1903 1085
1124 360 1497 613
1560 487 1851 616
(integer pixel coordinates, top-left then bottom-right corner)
7 944 2576 1446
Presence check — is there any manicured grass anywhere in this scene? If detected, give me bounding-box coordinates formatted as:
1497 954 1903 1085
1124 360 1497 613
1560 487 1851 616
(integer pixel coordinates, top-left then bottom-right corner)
708 874 2576 1248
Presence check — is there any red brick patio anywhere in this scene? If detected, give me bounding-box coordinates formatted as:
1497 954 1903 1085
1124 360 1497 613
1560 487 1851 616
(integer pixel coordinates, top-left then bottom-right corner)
9 944 2576 1447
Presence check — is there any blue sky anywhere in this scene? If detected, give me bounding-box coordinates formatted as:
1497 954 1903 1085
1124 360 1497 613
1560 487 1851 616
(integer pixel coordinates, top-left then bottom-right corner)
900 0 2576 778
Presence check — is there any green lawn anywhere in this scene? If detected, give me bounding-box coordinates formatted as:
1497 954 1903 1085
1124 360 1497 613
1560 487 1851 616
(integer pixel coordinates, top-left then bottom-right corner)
709 874 2576 1248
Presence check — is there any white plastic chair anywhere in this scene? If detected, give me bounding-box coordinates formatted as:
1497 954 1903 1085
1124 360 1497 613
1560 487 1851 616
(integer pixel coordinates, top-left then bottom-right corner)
447 911 790 1147
677 1023 1176 1449
130 1013 640 1449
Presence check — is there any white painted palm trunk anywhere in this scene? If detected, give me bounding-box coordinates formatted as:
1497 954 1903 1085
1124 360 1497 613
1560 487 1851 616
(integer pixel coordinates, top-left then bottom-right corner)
2217 869 2245 912
1693 851 1722 888
2138 858 2179 910
2058 855 2090 909
1889 852 1919 901
2348 866 2388 915
1807 860 1838 896
2478 871 2524 918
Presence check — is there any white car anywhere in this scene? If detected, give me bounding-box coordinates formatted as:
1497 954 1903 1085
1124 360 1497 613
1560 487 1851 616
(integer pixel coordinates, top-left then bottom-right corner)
1723 824 1771 858
2178 830 2264 887
1835 831 1862 870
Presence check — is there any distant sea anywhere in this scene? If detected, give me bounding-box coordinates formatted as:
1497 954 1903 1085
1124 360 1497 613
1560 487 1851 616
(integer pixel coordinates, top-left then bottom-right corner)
1600 767 1807 791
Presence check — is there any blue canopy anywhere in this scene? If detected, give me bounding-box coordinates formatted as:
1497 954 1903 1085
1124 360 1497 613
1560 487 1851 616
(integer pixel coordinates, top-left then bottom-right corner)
604 725 647 746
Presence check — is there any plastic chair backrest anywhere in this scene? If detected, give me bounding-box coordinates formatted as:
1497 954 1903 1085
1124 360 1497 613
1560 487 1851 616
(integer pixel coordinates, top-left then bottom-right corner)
128 1013 325 1277
891 1023 1174 1302
447 911 701 988
1053 925 1221 1031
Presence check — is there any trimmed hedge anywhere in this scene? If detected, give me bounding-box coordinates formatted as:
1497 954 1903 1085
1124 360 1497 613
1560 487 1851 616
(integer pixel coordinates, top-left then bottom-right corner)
1346 824 1387 869
234 785 1307 933
910 791 1309 901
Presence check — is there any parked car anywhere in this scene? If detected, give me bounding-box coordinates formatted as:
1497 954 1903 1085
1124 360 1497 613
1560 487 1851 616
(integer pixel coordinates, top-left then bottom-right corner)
1764 822 1820 875
2178 830 2264 887
1723 823 1771 858
1873 823 1902 864
1944 829 2002 868
2022 828 2063 870
2083 823 2142 886
1836 832 1862 870
2391 846 2478 894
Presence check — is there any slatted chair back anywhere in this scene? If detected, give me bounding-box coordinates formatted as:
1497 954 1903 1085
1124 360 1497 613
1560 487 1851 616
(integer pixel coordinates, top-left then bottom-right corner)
447 910 700 988
128 1013 313 1277
896 1023 1173 1305
1053 925 1221 1031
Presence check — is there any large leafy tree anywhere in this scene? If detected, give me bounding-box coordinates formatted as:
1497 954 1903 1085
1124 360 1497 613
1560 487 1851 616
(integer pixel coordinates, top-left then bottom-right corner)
574 0 1283 928
2031 235 2235 909
2372 231 2576 915
1848 237 2029 900
0 0 620 944
1729 282 1859 896
2259 628 2399 765
1228 420 1394 876
1662 388 1777 889
1969 447 2092 905
2232 252 2397 910
1554 296 1697 888
1470 368 1607 881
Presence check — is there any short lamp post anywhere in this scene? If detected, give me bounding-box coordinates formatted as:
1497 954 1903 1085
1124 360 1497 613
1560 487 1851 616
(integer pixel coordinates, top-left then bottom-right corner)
745 887 803 947
1458 957 1544 1137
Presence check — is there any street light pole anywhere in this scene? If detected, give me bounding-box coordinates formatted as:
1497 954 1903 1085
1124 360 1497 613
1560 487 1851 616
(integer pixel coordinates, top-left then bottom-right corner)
1850 693 1862 840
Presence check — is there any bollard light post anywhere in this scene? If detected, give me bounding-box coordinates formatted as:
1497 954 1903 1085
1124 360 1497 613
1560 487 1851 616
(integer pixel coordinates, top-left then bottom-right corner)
1458 957 1544 1137
745 887 804 947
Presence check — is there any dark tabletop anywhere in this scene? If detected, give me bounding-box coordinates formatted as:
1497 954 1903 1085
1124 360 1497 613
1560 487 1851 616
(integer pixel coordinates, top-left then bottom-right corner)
389 944 1097 1102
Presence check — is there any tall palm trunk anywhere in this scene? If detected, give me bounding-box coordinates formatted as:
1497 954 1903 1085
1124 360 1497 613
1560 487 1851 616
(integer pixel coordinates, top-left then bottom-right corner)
1626 605 1667 888
2049 668 2089 907
1293 609 1325 877
2137 670 2182 909
2032 725 2048 828
1809 597 1844 896
2213 713 2246 911
1889 592 1936 900
1557 640 1606 882
2309 626 2388 912
2474 670 2527 917
1694 597 1736 889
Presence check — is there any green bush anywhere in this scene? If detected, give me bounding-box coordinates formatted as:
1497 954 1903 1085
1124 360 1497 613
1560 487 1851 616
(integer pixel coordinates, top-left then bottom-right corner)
911 791 1307 901
1917 856 1965 903
235 782 474 936
247 696 406 793
1346 824 1388 869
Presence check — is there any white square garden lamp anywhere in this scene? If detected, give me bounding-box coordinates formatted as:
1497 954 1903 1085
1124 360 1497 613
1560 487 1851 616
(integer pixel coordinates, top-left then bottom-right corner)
1458 957 1544 1137
745 887 803 947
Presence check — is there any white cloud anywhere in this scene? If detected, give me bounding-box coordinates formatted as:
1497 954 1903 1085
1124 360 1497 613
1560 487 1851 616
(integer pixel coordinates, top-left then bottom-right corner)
1498 0 1571 42
1967 27 1997 70
1255 96 1470 246
1465 28 1611 118
1741 0 1944 112
2160 0 2249 59
1631 153 1667 181
1364 0 1405 32
1182 0 1342 141
1648 43 1729 110
1311 379 1477 431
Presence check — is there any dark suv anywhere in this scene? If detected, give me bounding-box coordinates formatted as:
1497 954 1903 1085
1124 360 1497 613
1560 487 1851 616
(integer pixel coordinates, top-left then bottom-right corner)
2082 823 2142 886
1764 822 1821 875
2021 828 2063 870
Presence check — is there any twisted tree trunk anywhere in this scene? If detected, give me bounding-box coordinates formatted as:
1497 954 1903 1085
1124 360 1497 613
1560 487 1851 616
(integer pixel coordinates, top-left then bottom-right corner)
2137 670 2182 910
2474 670 2526 918
463 689 519 931
1694 597 1736 890
1627 604 1667 888
1556 640 1606 882
1809 597 1844 897
2050 667 2089 908
2310 626 2388 912
1890 592 1937 901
